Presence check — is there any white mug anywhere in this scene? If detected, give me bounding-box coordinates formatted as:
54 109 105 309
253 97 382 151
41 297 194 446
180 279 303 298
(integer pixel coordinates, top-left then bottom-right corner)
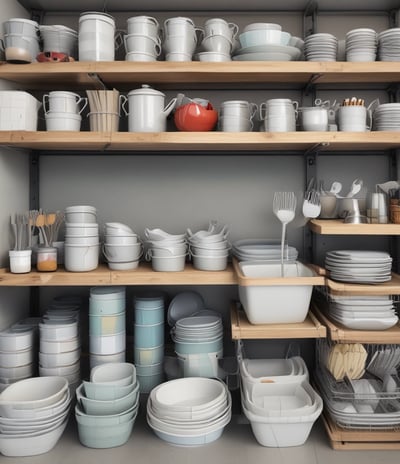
338 106 371 132
301 107 328 131
43 91 88 115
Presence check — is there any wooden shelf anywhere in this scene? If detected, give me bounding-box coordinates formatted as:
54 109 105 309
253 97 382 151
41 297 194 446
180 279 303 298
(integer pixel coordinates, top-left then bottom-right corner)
230 303 326 339
326 273 400 296
0 263 237 287
1 131 399 152
322 413 400 450
2 61 400 90
309 219 400 235
313 305 400 343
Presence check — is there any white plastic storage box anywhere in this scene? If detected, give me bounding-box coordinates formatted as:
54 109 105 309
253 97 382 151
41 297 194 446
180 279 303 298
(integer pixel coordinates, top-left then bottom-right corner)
234 260 324 324
0 91 41 130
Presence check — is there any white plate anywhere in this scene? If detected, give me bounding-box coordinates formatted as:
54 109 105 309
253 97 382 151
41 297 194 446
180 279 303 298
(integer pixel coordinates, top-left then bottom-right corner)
233 52 294 61
329 313 398 330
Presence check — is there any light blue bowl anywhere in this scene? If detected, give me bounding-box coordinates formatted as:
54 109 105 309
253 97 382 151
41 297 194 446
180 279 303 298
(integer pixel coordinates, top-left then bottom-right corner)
134 345 164 366
135 307 164 325
134 323 164 348
77 383 139 415
75 400 138 426
134 291 166 309
89 297 125 316
89 312 126 336
77 412 137 448
239 29 291 48
83 379 136 401
174 338 223 355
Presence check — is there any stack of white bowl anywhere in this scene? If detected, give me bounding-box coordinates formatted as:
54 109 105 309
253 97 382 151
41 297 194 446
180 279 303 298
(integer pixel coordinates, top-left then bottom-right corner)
39 311 80 393
147 377 231 446
125 16 162 62
0 376 71 457
218 100 257 132
239 355 323 447
134 292 165 393
2 18 40 63
259 98 298 132
103 222 142 270
304 33 338 61
187 224 230 271
163 16 199 62
345 28 377 62
0 320 38 392
39 25 78 60
172 315 223 378
89 286 126 368
145 227 187 272
64 205 100 272
75 363 139 449
378 28 400 61
195 18 236 62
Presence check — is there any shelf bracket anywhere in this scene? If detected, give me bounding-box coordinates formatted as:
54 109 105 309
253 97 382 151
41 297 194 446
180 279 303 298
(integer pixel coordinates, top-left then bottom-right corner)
30 9 44 24
29 151 40 211
386 84 400 103
303 0 318 37
304 74 322 96
87 73 109 90
389 9 400 28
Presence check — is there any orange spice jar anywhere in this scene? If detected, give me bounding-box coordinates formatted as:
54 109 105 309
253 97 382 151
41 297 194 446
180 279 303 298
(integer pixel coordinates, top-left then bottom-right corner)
36 246 57 272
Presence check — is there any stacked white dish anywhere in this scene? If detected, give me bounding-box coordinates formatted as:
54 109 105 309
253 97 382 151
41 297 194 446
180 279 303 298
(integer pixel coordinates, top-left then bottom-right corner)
378 28 400 61
39 25 78 59
187 223 230 271
373 103 400 131
304 33 338 61
172 315 223 378
259 98 298 132
239 354 322 447
327 295 398 330
195 18 234 62
232 238 298 262
75 363 139 448
125 15 161 62
147 377 231 446
89 287 126 368
64 205 100 272
103 222 142 270
39 311 80 392
133 292 165 393
2 18 40 63
145 227 187 272
325 250 392 284
345 28 377 62
218 100 257 132
0 376 71 457
0 320 38 392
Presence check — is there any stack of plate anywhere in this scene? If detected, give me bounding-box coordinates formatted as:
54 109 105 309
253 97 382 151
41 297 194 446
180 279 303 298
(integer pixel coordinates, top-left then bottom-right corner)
328 295 398 330
147 377 231 447
232 238 298 262
0 376 71 457
232 43 301 61
172 315 223 378
373 103 400 131
239 355 322 447
0 319 38 392
378 28 400 61
325 250 392 284
304 33 338 61
345 28 377 62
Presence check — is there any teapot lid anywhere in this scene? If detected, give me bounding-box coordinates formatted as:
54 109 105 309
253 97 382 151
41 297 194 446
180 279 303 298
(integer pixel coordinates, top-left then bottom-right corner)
128 84 165 97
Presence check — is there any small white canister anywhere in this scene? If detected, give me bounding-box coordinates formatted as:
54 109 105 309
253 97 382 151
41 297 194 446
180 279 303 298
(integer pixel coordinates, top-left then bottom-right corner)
79 11 116 61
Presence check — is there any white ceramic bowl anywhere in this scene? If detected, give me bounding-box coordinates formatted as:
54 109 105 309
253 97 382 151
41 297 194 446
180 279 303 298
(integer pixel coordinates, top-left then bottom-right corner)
83 379 136 401
89 332 126 355
40 337 80 354
64 205 97 223
0 349 34 368
64 222 99 236
64 243 100 272
89 351 126 369
38 360 80 377
151 254 186 272
39 320 78 341
239 29 291 48
90 362 136 386
38 349 81 368
107 260 140 270
0 364 34 380
191 254 228 271
45 112 81 131
243 23 282 32
0 327 36 352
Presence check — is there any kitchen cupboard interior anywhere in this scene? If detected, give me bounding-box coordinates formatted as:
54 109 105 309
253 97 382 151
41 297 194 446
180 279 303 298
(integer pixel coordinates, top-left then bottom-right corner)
1 0 400 460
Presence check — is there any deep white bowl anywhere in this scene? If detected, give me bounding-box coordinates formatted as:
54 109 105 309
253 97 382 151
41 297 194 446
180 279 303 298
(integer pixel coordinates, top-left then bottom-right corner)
90 362 136 386
83 379 136 401
239 29 291 48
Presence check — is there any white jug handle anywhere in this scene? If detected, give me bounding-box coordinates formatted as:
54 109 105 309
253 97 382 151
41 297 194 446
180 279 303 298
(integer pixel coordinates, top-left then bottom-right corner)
42 94 50 114
102 244 112 261
195 27 204 43
0 39 4 52
149 17 159 27
153 41 162 57
259 102 267 120
163 97 177 117
228 22 239 38
367 98 380 113
250 102 258 119
292 100 299 111
120 95 128 116
77 97 88 115
366 109 372 131
114 31 125 50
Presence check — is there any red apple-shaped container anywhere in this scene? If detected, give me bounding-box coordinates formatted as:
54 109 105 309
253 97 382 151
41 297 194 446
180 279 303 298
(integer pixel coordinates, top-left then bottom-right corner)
174 102 218 131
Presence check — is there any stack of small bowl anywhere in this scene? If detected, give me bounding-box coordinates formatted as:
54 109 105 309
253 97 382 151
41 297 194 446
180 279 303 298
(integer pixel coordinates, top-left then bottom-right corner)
145 227 187 272
134 292 165 393
147 377 231 447
103 222 142 270
0 376 71 457
345 28 377 62
39 309 80 393
64 205 100 272
304 33 338 61
0 320 38 392
75 363 139 449
172 315 223 378
124 15 162 62
187 224 230 271
89 286 126 368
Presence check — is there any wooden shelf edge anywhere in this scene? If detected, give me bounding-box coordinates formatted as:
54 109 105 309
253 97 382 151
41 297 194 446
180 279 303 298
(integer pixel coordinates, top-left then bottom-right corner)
230 303 326 340
0 263 237 287
312 303 400 343
309 219 400 236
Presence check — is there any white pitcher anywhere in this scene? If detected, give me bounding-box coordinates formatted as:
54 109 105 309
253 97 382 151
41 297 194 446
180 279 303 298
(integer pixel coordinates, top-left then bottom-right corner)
124 85 177 132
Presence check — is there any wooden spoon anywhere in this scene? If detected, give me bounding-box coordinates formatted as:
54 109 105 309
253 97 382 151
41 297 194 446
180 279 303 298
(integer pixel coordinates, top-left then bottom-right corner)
36 214 49 247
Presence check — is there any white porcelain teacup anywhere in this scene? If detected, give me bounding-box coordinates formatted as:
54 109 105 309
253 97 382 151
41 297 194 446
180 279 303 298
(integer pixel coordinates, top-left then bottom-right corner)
338 105 372 132
301 107 328 131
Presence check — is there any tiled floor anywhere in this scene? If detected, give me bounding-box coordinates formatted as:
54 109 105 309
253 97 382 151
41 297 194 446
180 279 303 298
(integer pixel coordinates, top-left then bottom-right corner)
4 412 399 464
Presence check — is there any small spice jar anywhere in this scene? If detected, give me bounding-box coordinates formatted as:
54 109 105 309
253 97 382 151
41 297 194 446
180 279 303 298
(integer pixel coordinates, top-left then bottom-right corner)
36 246 57 272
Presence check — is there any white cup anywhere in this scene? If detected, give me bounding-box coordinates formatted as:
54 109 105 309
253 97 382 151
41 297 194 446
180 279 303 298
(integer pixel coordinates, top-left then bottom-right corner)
43 91 87 115
301 107 328 131
79 12 117 61
201 35 232 54
9 249 32 274
163 33 197 55
204 18 238 41
125 51 157 62
338 105 371 132
165 51 193 62
220 101 257 120
219 116 253 132
127 16 159 37
124 34 161 56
